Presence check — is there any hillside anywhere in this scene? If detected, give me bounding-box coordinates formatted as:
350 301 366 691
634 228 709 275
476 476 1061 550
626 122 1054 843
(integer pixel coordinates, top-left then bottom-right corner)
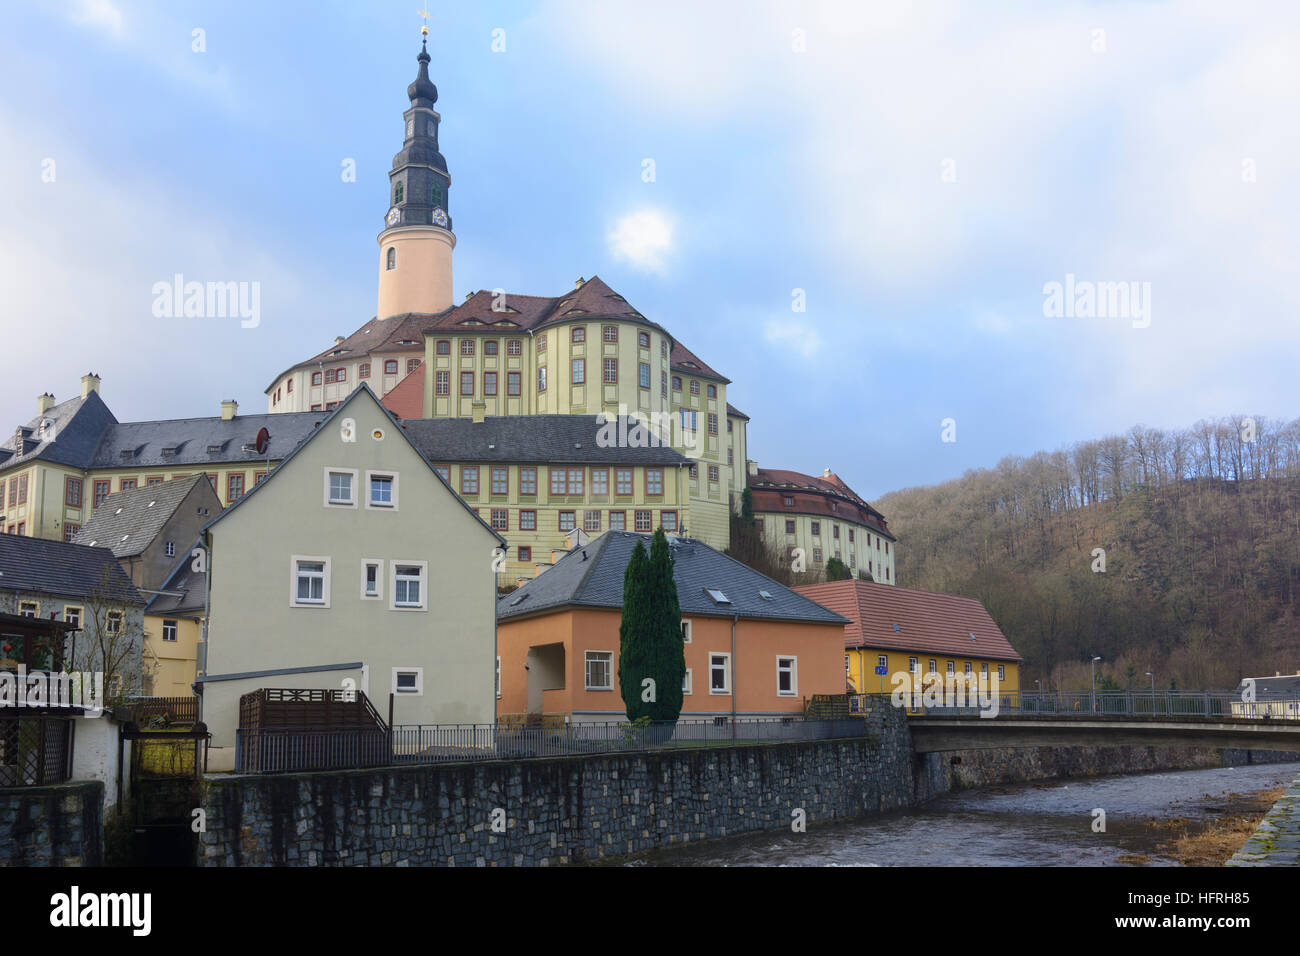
875 416 1300 691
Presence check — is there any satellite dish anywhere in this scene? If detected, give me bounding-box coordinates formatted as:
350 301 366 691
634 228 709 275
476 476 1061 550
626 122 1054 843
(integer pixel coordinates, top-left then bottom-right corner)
254 427 270 456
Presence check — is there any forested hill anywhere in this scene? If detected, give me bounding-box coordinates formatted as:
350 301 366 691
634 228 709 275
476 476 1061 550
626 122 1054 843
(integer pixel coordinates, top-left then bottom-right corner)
875 416 1300 691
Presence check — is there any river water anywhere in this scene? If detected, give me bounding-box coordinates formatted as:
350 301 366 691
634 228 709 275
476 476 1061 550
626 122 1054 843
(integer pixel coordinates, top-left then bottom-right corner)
631 762 1300 866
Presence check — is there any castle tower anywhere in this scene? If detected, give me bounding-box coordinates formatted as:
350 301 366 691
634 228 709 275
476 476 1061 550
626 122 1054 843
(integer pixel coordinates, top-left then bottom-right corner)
376 37 455 320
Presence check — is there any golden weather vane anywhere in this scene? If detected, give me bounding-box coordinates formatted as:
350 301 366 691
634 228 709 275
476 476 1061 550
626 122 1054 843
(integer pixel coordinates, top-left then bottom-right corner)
418 8 430 37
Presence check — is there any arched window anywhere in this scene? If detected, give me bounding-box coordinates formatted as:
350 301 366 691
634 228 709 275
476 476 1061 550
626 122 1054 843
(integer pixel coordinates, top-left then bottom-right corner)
386 247 396 271
430 182 444 208
393 181 404 205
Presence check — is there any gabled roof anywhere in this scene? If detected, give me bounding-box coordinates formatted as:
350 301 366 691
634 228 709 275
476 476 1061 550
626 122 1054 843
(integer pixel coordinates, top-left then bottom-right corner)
73 475 211 558
264 312 435 392
0 391 119 475
497 530 848 626
203 384 505 546
422 276 668 338
794 579 1022 662
749 466 891 534
0 535 145 605
146 548 206 617
399 415 689 465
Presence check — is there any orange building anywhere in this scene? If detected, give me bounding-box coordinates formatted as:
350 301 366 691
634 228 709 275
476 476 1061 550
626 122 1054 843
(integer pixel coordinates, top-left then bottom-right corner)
496 531 849 721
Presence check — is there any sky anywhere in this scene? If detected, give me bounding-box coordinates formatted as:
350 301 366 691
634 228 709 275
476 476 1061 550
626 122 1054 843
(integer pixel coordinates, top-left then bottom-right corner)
1 0 1298 500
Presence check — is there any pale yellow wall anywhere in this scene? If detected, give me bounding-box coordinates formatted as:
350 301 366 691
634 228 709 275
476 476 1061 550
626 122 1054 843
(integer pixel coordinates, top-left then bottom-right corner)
202 389 498 751
144 614 200 697
756 510 897 583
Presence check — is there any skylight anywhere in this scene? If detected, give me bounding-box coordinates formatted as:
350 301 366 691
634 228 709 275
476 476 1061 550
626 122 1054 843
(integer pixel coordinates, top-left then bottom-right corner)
970 632 977 642
758 590 774 600
705 588 731 605
509 592 530 607
893 623 902 633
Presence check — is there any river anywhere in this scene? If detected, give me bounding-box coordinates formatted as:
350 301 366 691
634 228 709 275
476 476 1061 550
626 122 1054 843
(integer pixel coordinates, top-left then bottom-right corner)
629 761 1300 866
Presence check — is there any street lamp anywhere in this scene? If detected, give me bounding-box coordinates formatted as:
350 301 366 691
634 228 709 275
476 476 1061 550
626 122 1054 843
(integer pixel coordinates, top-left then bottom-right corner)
1091 656 1102 712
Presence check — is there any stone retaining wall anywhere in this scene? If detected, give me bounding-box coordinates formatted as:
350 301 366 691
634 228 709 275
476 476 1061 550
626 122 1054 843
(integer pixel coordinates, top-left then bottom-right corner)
0 781 103 866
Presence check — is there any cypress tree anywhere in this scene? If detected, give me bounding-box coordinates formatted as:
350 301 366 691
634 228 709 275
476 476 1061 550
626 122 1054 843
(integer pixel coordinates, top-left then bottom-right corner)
618 530 686 723
618 539 651 718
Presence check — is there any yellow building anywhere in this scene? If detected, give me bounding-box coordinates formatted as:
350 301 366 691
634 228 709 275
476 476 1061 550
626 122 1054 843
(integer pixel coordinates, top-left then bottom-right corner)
795 579 1022 697
143 553 207 698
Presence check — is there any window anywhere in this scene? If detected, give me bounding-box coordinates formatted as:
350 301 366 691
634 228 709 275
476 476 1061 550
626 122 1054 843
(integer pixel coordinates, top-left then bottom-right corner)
325 469 356 506
287 380 293 393
550 468 566 496
393 181 404 204
646 469 663 495
785 520 795 534
461 466 479 495
707 384 717 398
359 363 371 379
661 510 677 532
63 524 81 542
609 511 626 531
392 563 427 609
434 467 450 482
661 340 668 358
571 326 586 343
338 367 349 382
63 607 81 629
435 370 450 395
519 510 536 531
162 620 178 643
877 655 888 669
406 359 418 374
368 473 396 509
615 469 633 495
981 663 989 676
311 404 322 411
849 529 855 543
537 367 547 391
461 339 475 356
228 473 245 501
496 658 501 698
811 521 821 536
484 371 498 395
484 340 499 356
634 510 652 531
689 464 698 480
908 657 918 673
518 546 532 562
946 661 955 675
680 409 697 431
507 372 521 396
833 525 840 539
520 468 537 496
567 469 584 496
312 371 323 385
964 662 973 675
537 334 547 353
585 651 613 690
491 468 509 495
708 465 719 483
292 557 329 606
783 495 794 507
603 325 618 342
436 340 451 355
584 509 601 532
681 620 693 643
813 548 823 563
362 560 382 599
672 376 682 391
460 371 474 395
928 660 937 674
777 657 798 696
106 610 123 636
590 469 608 496
661 370 668 396
65 477 82 508
710 654 731 694
603 358 618 384
385 247 396 271
392 668 423 695
507 339 522 355
491 508 508 531
385 360 398 375
639 362 650 389
998 665 1006 681
690 380 700 395
17 601 38 618
728 449 734 466
558 511 576 532
683 669 693 695
708 413 718 435
571 358 585 384
120 479 136 492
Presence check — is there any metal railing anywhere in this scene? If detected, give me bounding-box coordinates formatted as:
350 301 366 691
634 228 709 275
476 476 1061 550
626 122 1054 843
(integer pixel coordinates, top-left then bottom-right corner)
235 716 872 774
851 689 1300 719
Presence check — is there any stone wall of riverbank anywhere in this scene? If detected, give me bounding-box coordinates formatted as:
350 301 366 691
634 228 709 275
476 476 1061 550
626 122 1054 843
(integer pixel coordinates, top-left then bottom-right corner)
1227 771 1300 866
0 781 102 866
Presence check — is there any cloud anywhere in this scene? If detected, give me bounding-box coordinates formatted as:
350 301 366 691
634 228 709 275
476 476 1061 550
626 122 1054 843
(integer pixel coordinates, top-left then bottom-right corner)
762 319 823 359
68 0 124 37
607 209 674 274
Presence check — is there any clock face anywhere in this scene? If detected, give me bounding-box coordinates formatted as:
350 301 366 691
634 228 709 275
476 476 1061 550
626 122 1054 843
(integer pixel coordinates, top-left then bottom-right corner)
431 207 448 227
386 207 401 227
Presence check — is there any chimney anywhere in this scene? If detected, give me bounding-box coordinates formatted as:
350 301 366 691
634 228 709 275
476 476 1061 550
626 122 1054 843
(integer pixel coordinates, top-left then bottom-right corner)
220 400 238 421
823 467 833 478
80 373 100 398
471 402 485 424
334 336 345 346
575 277 586 289
37 393 55 415
747 460 758 478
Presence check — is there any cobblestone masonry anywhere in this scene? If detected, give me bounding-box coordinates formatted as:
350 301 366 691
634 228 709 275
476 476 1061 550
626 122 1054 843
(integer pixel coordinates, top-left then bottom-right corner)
0 781 102 867
1227 771 1300 866
197 699 1288 866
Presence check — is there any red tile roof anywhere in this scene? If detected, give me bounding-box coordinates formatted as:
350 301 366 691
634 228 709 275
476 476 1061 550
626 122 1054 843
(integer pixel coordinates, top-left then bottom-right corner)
750 467 891 535
795 579 1023 662
265 312 432 392
670 340 730 384
381 361 424 419
726 402 750 421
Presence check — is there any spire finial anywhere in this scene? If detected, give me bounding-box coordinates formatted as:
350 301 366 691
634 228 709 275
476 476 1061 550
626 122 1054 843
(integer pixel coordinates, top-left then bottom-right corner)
418 8 430 37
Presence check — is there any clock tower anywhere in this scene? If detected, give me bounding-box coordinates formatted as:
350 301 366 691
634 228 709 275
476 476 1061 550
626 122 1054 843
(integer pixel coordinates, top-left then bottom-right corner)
376 37 455 320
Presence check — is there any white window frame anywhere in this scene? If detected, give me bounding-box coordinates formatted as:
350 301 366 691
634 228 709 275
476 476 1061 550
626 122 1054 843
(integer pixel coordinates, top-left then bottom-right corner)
709 652 732 695
585 650 614 691
360 559 383 600
496 657 501 698
63 606 82 629
946 661 955 675
290 555 331 608
323 467 358 508
908 656 918 674
365 470 399 510
106 609 124 636
877 654 887 670
680 619 692 643
162 619 178 643
776 655 798 697
391 667 424 696
17 600 39 618
683 668 693 696
998 665 1006 681
389 560 428 611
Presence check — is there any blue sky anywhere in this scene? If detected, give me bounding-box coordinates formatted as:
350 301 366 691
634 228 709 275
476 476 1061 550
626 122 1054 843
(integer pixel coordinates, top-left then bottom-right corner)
2 1 1298 500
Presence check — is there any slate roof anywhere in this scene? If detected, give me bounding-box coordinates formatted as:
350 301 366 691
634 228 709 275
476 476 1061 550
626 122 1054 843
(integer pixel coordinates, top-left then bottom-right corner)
399 416 689 465
146 550 206 617
0 391 119 476
73 476 208 558
794 580 1022 662
0 535 144 605
1237 674 1300 699
497 530 849 625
